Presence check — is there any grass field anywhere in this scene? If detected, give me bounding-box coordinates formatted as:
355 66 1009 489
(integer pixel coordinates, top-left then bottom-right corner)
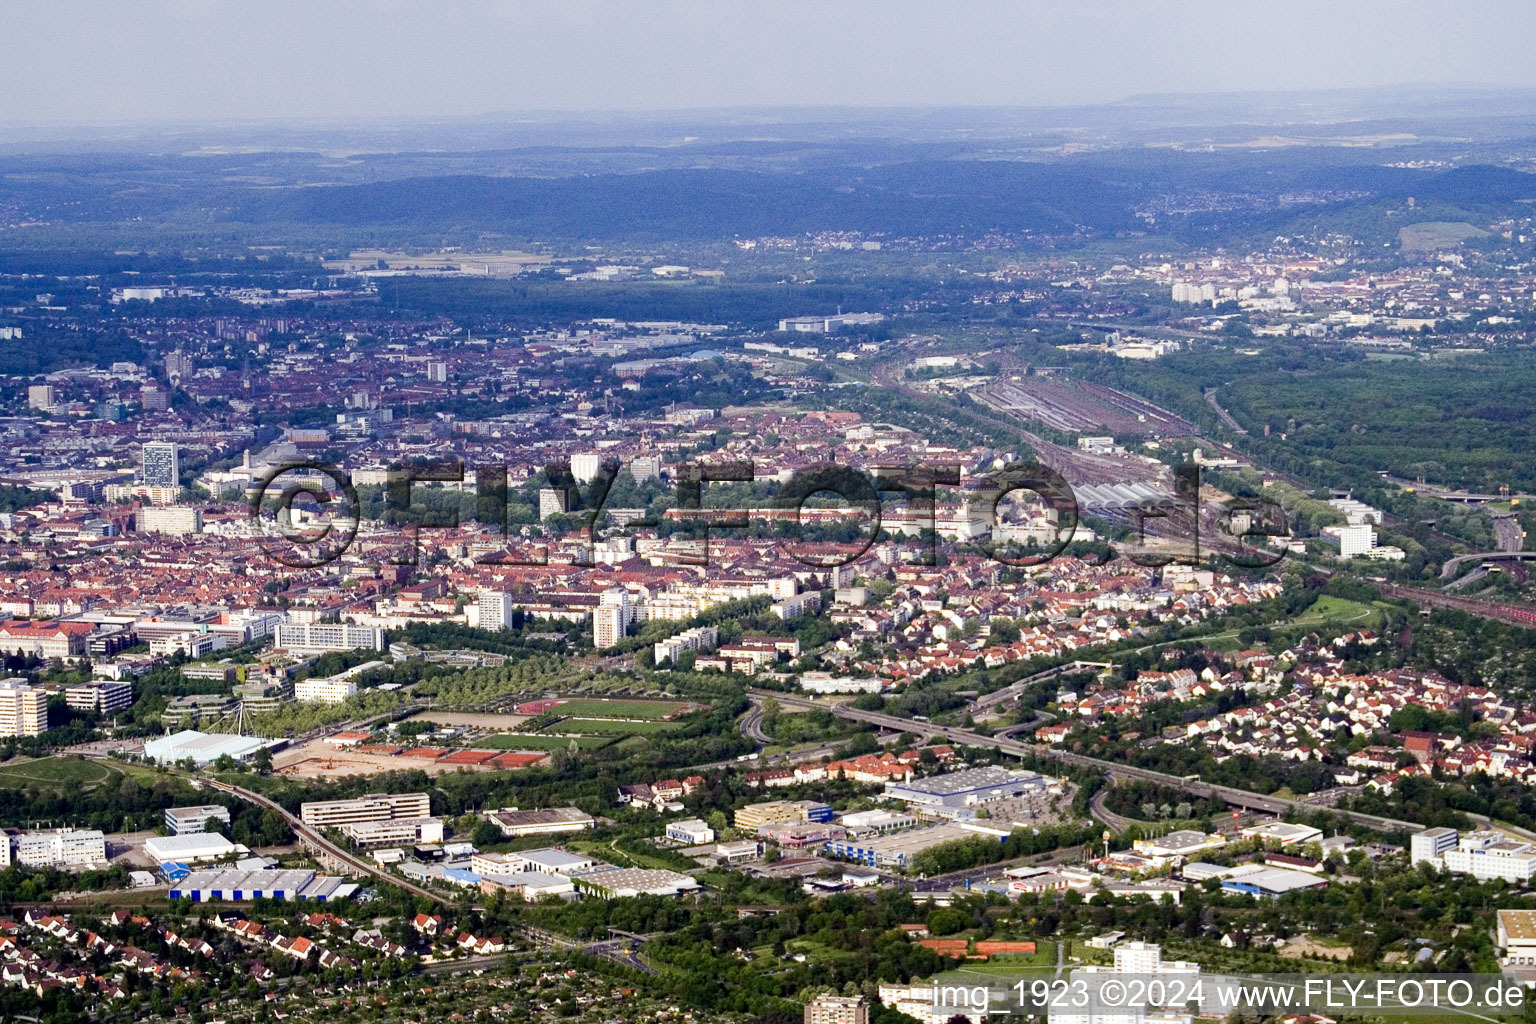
552 698 691 720
1399 220 1489 251
478 733 614 751
1286 595 1382 629
0 756 117 791
551 718 682 736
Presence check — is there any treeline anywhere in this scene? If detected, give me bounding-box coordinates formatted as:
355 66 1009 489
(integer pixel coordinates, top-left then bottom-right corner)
386 620 576 656
906 820 1103 875
1101 779 1227 822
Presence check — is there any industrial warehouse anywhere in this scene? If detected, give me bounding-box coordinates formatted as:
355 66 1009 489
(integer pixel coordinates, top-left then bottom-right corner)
881 766 1055 816
167 868 359 902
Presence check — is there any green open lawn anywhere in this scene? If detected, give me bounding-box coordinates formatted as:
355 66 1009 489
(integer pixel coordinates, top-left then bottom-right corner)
1285 595 1382 629
551 718 682 736
552 698 691 720
0 756 117 791
477 733 614 751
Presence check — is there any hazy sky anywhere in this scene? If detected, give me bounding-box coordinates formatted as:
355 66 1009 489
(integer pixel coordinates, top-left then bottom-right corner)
4 0 1535 124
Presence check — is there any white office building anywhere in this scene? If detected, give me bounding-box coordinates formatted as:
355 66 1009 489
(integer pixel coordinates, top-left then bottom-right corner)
1323 523 1376 558
165 805 232 835
12 829 107 868
653 625 717 665
273 622 384 655
1410 826 1459 866
300 792 432 829
1049 942 1200 1024
1442 830 1536 882
294 676 358 704
340 817 444 847
665 818 717 844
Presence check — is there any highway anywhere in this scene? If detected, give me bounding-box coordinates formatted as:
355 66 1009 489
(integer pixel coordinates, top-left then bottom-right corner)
1202 388 1248 436
1439 550 1536 580
739 701 771 748
970 661 1110 713
750 689 1421 834
1088 777 1135 834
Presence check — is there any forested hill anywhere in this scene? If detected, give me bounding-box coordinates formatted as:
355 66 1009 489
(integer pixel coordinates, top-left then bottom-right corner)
230 162 1145 238
227 160 1536 242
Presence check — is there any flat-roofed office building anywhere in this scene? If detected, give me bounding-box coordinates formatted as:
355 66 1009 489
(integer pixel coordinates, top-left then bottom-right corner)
300 792 431 828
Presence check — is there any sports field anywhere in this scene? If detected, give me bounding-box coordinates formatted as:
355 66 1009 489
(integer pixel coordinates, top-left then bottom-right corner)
554 718 682 736
478 733 614 751
551 698 692 720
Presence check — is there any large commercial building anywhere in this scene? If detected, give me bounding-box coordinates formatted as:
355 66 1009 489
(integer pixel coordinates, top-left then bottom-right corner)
823 823 979 868
571 867 700 898
168 868 354 903
273 622 384 655
1323 523 1376 558
137 505 203 536
1442 831 1536 882
164 805 232 835
665 819 717 845
0 679 49 737
27 384 55 411
1498 909 1536 966
1132 830 1227 860
11 829 107 868
340 817 444 847
0 621 93 661
471 847 596 877
778 312 885 333
141 442 180 489
143 730 269 766
144 832 242 865
487 806 595 837
1218 863 1329 898
1237 821 1323 847
734 800 834 830
883 766 1046 813
300 792 432 829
